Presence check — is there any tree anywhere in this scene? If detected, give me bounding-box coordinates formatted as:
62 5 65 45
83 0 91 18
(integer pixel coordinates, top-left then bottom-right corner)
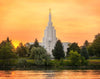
0 42 17 66
84 40 89 47
0 37 14 49
30 47 50 65
0 37 16 59
81 46 89 59
69 50 88 66
95 33 100 39
67 42 80 55
16 43 27 57
29 39 40 52
7 37 10 42
87 45 95 56
0 42 17 59
52 40 65 60
92 34 100 57
34 39 40 47
17 58 27 68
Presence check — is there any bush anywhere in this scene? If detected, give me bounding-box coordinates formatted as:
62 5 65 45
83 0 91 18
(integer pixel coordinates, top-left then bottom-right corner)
50 60 60 67
17 58 27 67
44 54 51 66
30 47 51 66
0 59 17 67
68 50 88 66
50 59 67 67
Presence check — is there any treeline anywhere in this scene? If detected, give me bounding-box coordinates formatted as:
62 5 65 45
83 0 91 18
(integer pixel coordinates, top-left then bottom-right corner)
0 33 100 69
67 33 100 57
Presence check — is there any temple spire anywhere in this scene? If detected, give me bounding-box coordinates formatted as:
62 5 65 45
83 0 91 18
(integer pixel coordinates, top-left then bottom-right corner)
49 8 51 14
48 8 52 26
49 8 51 22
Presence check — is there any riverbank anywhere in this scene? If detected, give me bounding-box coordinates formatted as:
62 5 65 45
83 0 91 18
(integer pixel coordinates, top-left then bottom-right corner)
0 59 100 70
0 65 100 70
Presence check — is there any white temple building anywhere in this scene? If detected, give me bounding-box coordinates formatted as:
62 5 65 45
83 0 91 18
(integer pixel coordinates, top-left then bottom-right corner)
42 9 57 57
42 9 69 57
29 9 69 57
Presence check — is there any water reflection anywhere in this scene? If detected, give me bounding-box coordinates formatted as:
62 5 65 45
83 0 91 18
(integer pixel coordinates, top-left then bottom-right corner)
43 70 55 79
0 70 100 79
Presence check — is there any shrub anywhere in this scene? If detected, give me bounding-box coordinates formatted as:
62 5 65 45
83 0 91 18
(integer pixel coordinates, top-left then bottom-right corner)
17 58 27 67
68 50 88 66
0 59 17 67
30 47 51 66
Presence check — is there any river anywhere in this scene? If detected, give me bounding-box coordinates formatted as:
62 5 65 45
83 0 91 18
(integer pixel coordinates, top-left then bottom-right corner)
0 70 100 79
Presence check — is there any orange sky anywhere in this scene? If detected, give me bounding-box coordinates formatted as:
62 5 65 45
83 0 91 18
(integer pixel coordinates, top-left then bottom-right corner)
0 0 100 46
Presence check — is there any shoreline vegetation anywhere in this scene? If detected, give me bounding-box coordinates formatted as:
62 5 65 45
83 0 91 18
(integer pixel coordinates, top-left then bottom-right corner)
0 65 100 70
0 58 100 70
0 33 100 70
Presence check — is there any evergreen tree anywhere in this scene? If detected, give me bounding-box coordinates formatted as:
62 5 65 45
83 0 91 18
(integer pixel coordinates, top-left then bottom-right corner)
92 34 100 57
7 37 10 42
95 33 100 39
29 39 40 52
67 42 80 55
16 43 27 57
34 39 40 47
87 45 95 56
0 37 13 48
81 46 89 59
52 40 65 60
84 40 89 47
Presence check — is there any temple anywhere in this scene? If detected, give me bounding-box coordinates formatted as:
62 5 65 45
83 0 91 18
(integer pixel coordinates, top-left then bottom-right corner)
42 9 69 57
42 9 57 57
28 9 69 57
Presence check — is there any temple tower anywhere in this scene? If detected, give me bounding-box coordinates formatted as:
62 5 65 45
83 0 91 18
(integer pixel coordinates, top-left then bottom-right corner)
43 9 57 57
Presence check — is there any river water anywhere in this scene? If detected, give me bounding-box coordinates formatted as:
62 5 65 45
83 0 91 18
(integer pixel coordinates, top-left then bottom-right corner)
0 70 100 79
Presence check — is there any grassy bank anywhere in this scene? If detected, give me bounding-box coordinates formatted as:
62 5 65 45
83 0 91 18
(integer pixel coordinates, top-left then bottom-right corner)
0 58 100 70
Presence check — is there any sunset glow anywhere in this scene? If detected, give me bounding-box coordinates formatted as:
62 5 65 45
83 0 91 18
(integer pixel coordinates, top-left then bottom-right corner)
0 0 100 45
12 40 20 48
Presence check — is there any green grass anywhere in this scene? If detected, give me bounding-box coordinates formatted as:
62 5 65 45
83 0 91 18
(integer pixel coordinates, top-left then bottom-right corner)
88 59 100 66
89 57 100 59
88 59 100 62
26 59 34 63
